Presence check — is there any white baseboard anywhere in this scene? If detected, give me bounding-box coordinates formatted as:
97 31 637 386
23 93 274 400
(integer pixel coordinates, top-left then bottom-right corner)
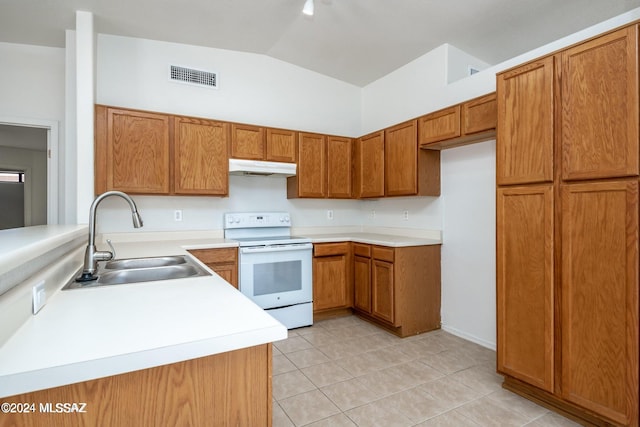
441 324 496 351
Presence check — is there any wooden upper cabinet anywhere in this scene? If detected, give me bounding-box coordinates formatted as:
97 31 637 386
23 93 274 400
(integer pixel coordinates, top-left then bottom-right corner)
293 132 326 198
462 93 497 135
561 26 639 181
173 117 229 196
419 106 461 145
418 94 496 150
497 56 555 186
266 128 297 163
230 125 296 163
355 131 385 198
497 185 554 393
561 180 638 425
327 136 353 198
385 120 418 196
230 124 264 160
100 107 171 194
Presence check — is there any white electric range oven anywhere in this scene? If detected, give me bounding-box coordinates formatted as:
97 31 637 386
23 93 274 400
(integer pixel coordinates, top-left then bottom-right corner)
224 212 313 329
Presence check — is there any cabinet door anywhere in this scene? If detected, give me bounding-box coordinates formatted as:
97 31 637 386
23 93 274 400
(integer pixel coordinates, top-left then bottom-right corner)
231 124 264 160
354 255 371 313
296 132 326 198
174 117 229 195
106 108 170 194
418 106 461 145
327 136 353 198
497 56 555 185
266 128 297 163
188 248 238 288
561 181 638 425
355 131 385 198
462 93 496 135
385 120 418 196
313 251 351 311
561 26 639 181
211 263 238 289
372 259 395 325
496 185 554 393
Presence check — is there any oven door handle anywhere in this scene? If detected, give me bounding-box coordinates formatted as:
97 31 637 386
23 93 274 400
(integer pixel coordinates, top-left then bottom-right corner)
240 243 313 254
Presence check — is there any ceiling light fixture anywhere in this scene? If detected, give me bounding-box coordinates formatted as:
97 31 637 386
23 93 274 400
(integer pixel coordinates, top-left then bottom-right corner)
302 0 314 16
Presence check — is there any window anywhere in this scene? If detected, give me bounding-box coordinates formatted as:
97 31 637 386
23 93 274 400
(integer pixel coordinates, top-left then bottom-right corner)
0 171 25 183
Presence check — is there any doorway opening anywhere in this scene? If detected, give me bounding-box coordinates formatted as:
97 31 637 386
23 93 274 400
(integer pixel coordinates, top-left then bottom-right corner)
0 118 59 229
0 170 26 229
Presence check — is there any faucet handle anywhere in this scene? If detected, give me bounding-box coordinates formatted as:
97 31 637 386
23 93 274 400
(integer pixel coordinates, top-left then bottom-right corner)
106 239 116 260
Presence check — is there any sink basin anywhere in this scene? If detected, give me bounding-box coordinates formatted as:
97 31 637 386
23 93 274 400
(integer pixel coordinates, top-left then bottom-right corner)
95 264 203 286
63 255 210 290
104 255 186 270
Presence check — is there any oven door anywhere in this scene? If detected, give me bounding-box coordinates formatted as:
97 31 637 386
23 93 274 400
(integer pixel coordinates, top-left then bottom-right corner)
239 243 312 309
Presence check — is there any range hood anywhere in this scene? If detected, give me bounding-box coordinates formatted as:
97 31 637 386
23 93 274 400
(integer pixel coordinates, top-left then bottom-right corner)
228 158 297 177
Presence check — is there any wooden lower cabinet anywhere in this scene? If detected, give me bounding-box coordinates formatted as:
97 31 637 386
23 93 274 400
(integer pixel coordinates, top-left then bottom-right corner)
0 344 273 427
352 243 441 337
498 180 639 426
313 243 352 315
497 185 554 393
353 243 372 314
560 181 638 425
188 248 238 288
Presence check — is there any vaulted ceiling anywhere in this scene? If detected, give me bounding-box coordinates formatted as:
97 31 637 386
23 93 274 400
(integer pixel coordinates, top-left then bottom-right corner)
1 0 639 86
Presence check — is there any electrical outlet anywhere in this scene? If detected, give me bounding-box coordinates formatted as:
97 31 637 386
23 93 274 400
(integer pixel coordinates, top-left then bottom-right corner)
327 210 334 220
174 210 183 222
403 210 409 221
371 210 376 219
32 280 46 314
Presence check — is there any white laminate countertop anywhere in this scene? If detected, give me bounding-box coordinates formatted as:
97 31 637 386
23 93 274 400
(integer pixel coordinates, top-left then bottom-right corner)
304 232 442 247
0 225 87 277
0 237 286 399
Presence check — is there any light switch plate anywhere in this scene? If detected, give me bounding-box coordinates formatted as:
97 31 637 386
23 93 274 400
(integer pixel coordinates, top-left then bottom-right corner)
32 280 46 314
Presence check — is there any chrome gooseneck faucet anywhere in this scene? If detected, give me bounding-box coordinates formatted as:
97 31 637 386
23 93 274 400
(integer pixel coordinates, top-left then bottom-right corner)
76 191 143 282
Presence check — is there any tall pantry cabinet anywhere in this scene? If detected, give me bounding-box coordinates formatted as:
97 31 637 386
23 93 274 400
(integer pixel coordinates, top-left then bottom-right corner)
496 25 639 426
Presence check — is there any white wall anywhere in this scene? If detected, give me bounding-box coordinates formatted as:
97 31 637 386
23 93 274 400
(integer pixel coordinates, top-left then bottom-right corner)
0 43 65 121
446 44 491 84
74 12 96 224
96 34 361 136
440 141 496 348
0 42 65 223
95 176 362 233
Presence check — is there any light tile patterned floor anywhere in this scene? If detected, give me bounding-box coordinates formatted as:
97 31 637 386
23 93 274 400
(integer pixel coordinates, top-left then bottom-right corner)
272 315 580 427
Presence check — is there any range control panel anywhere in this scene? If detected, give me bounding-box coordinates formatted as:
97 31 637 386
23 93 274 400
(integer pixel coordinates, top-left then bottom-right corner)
224 212 291 229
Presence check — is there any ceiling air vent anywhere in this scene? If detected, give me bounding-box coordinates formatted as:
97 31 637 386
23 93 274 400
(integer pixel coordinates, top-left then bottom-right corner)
169 65 218 89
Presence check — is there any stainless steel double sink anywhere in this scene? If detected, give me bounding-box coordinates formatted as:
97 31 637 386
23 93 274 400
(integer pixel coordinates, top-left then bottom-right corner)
63 255 210 290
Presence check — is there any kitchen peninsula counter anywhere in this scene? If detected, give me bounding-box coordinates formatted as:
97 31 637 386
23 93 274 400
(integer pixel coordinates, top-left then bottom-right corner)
0 233 286 411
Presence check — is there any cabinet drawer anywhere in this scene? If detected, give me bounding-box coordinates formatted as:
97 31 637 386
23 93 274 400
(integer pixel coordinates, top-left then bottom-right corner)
314 242 350 257
188 247 237 264
353 243 371 257
372 246 394 262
